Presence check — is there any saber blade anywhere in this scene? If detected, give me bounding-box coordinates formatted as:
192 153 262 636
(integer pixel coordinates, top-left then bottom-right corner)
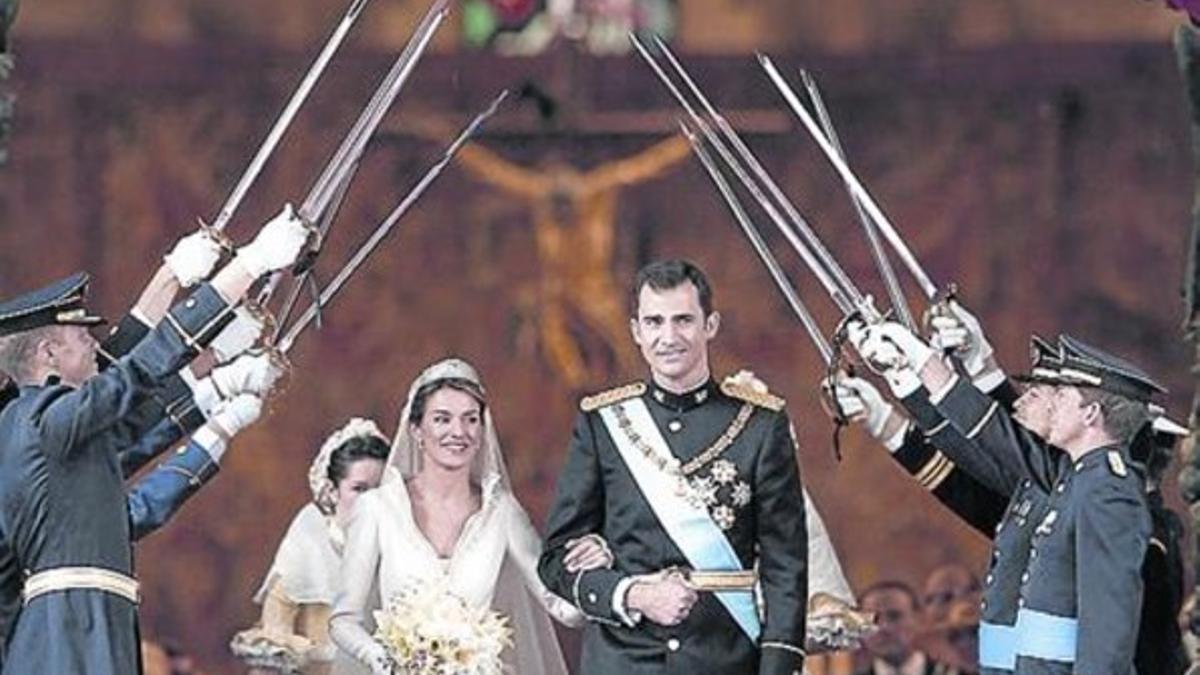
277 90 509 354
210 0 371 233
651 36 871 317
682 121 833 364
300 0 450 223
258 0 450 309
800 69 916 331
630 34 861 316
759 53 939 300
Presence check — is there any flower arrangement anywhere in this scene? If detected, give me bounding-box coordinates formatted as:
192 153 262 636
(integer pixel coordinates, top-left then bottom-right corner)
373 579 512 675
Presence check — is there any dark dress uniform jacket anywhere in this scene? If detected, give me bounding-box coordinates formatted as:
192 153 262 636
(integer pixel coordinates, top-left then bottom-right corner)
930 376 1148 674
0 283 231 675
895 382 1050 675
894 382 1187 675
538 379 809 675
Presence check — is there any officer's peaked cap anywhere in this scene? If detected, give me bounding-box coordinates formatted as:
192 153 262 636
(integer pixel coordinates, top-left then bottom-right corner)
0 273 105 338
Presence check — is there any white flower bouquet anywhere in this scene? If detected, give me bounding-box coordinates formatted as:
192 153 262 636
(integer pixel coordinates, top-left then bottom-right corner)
372 579 513 675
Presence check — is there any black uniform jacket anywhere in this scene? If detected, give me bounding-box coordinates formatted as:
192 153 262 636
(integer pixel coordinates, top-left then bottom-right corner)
539 378 809 675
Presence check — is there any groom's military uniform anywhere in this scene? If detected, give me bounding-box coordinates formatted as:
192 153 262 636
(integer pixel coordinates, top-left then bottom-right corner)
539 377 808 675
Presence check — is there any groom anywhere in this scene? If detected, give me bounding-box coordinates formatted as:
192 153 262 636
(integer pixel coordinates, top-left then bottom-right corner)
539 259 809 674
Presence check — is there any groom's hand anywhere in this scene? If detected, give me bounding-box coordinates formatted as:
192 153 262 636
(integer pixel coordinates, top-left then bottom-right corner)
564 534 613 572
626 571 698 626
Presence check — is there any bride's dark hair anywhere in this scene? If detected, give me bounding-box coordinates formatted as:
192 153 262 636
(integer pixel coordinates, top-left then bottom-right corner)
408 377 487 426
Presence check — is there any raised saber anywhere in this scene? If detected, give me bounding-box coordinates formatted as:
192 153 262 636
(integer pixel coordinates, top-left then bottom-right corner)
631 34 865 318
268 156 361 344
208 0 371 234
276 90 510 354
256 0 450 308
800 69 917 331
649 36 875 320
682 121 834 364
759 53 940 301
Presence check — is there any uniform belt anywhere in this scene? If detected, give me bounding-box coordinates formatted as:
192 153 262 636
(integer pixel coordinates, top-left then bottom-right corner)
23 566 140 605
979 609 1078 668
978 621 1017 670
1013 608 1076 663
684 570 757 592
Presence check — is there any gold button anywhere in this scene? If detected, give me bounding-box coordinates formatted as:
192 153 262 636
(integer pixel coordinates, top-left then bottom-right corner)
667 638 680 652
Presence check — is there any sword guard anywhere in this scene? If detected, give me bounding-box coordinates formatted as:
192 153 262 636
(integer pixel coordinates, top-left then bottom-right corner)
921 281 961 355
195 217 236 257
260 344 294 402
290 223 324 276
238 299 279 349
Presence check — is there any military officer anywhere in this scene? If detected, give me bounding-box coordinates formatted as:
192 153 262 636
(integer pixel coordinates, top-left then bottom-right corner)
852 319 1156 674
842 305 1191 674
834 325 1062 675
539 259 809 675
0 204 310 675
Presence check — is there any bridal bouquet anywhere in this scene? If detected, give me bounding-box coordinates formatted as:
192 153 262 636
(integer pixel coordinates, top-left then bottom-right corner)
372 579 512 675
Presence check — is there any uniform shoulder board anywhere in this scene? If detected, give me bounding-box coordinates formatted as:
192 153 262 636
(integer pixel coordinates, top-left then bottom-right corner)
1106 450 1128 478
580 382 647 412
720 380 785 412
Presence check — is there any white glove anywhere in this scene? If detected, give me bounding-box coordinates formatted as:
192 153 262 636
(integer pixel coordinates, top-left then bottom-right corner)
856 322 937 373
208 352 282 398
928 301 1001 388
209 394 264 438
828 376 895 439
209 306 266 364
163 229 222 287
235 203 311 277
847 321 930 399
365 645 393 675
195 394 263 463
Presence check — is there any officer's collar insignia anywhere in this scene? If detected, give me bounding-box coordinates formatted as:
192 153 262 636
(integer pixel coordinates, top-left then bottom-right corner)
1036 510 1058 535
647 379 716 412
580 382 647 412
1107 451 1128 477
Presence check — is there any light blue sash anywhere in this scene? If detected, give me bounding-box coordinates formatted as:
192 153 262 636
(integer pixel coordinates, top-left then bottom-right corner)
978 621 1017 670
1014 608 1076 663
978 609 1078 669
599 399 761 642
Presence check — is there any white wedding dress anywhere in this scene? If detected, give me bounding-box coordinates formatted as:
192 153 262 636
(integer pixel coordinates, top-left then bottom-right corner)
329 359 582 675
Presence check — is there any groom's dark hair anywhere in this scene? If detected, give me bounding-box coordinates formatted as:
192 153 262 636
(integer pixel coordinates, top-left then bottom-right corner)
630 259 714 317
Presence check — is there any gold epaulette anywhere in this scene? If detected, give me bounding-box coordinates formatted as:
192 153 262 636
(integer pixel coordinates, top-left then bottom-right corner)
720 380 785 412
580 382 647 412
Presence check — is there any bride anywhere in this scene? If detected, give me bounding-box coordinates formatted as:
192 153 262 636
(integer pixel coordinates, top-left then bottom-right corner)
329 358 610 675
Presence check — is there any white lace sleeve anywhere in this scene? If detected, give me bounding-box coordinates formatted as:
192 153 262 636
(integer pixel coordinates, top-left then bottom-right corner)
329 492 388 668
804 488 855 605
505 494 586 628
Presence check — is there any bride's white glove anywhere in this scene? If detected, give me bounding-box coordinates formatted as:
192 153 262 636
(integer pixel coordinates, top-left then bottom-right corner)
365 645 392 675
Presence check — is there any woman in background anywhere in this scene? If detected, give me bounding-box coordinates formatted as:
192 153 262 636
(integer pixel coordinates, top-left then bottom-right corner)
231 418 389 675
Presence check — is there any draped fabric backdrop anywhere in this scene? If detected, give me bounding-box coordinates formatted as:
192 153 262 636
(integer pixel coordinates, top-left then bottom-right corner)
0 2 1193 672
